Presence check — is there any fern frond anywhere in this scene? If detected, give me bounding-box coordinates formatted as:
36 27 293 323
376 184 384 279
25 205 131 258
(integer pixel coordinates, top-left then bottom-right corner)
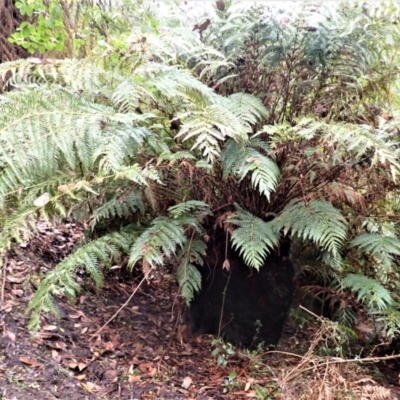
228 204 280 269
176 104 248 162
221 139 280 199
376 305 400 337
177 238 207 304
26 227 139 332
89 190 145 229
128 217 186 268
224 93 268 127
273 200 348 258
349 233 400 269
342 273 393 311
0 207 39 250
168 200 210 219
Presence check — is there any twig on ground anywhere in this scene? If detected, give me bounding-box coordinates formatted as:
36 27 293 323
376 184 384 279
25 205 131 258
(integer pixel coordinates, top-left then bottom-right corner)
90 267 154 339
1 254 7 305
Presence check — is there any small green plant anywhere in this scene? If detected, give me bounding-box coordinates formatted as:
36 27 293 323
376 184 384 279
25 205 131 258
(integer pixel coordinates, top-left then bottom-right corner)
9 0 65 53
211 337 236 367
222 370 239 393
254 385 273 400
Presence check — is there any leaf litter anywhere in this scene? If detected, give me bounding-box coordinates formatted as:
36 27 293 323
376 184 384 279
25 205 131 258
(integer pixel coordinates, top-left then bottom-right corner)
0 219 399 399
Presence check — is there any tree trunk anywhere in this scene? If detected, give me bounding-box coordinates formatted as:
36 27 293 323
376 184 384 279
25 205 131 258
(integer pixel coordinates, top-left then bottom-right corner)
0 0 28 63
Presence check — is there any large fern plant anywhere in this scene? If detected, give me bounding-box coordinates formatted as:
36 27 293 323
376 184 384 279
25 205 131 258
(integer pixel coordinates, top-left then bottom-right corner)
1 0 400 338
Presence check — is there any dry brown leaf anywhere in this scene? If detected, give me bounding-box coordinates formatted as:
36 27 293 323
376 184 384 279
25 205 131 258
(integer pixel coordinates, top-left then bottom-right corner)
103 370 118 380
42 325 58 331
6 275 25 283
75 374 86 381
222 259 230 271
11 289 24 297
5 329 16 342
128 375 141 383
19 357 41 367
57 185 69 193
78 362 87 371
80 382 100 393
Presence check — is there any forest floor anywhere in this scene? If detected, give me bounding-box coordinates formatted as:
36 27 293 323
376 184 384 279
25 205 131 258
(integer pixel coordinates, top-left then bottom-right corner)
1 221 400 400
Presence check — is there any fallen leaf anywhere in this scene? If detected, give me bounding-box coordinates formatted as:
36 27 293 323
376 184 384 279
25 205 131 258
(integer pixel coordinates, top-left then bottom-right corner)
33 193 50 207
81 382 97 393
78 362 87 371
182 376 192 389
6 276 25 283
19 357 41 367
42 325 58 331
5 330 16 342
128 375 141 383
103 370 117 380
75 374 86 381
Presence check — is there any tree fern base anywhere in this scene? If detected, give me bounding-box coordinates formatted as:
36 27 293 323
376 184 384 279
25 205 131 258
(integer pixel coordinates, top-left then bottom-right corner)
188 236 294 349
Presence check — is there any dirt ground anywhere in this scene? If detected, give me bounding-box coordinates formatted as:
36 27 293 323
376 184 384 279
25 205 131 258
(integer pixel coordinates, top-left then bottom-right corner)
1 221 400 400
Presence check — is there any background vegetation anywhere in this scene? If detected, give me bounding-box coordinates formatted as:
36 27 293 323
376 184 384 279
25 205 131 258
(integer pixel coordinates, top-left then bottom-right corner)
1 0 400 359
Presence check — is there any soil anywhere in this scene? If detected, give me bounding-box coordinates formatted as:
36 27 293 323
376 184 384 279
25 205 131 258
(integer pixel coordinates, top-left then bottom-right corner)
1 220 400 400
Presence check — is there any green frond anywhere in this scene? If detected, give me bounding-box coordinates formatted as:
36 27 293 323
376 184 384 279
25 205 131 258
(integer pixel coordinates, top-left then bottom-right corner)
273 200 348 258
349 233 400 269
377 306 400 337
228 204 280 270
342 273 393 311
224 93 268 127
0 207 39 250
221 139 248 179
89 190 145 229
168 200 210 219
333 307 358 329
128 217 186 268
178 262 202 305
0 58 108 92
177 238 207 304
176 103 248 162
26 227 139 332
109 164 162 185
221 139 280 199
157 150 196 165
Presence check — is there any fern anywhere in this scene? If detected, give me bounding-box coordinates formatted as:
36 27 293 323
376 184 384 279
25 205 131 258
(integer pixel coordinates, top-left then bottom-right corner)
349 233 400 270
177 238 207 304
273 200 348 261
221 139 280 200
128 217 187 268
227 204 280 270
168 200 211 220
342 274 393 311
376 306 400 337
26 227 138 331
89 190 145 229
